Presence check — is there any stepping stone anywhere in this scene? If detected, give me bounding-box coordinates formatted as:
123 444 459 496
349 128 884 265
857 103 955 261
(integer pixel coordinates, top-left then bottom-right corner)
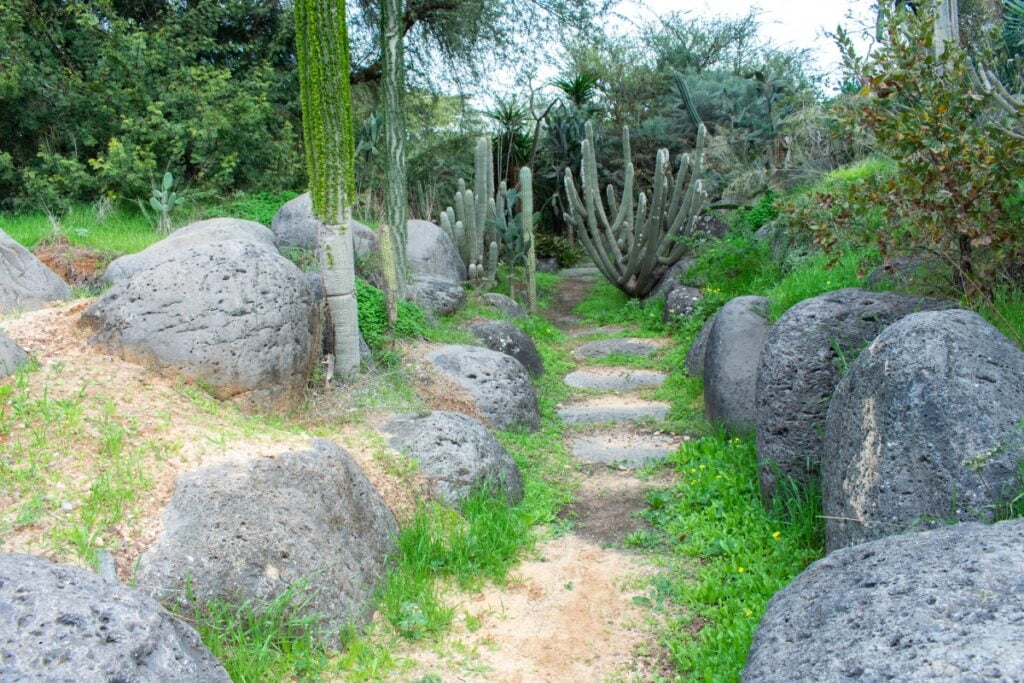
564 368 666 392
573 338 664 360
558 396 670 425
568 430 681 467
558 267 601 278
554 314 585 327
568 325 626 337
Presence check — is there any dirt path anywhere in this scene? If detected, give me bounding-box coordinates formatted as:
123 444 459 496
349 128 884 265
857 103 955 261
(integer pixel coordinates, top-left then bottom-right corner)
390 274 678 681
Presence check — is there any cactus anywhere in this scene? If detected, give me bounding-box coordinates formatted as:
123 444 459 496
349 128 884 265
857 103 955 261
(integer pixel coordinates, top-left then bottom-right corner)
149 172 182 234
379 221 400 329
442 137 500 284
521 167 536 314
563 121 708 299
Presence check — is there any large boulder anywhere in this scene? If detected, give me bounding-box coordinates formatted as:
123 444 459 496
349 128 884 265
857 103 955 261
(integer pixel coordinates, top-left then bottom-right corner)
0 553 229 681
382 411 524 508
82 240 317 414
743 519 1024 682
822 309 1024 552
685 315 714 379
104 217 276 284
703 296 771 432
269 193 378 259
479 292 526 319
137 440 397 636
425 345 540 431
644 257 695 303
0 331 28 378
0 229 71 312
406 219 466 284
756 289 952 501
408 275 466 316
469 321 544 378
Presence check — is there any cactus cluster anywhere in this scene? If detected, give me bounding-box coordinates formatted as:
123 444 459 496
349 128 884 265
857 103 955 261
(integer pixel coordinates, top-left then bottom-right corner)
563 121 708 299
440 137 499 283
149 171 182 235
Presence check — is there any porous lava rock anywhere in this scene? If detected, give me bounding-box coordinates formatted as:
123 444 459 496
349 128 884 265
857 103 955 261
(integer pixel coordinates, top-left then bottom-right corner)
0 229 71 312
382 411 523 507
469 321 544 378
0 553 230 681
822 309 1024 551
703 295 771 432
0 331 28 378
743 519 1024 682
408 275 466 316
755 288 952 501
82 240 317 414
479 292 526 319
136 440 397 636
425 345 540 431
103 217 277 284
406 219 466 284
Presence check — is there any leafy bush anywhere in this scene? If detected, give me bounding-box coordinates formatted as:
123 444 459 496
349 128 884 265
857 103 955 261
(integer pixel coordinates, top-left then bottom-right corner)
355 278 427 350
730 192 779 232
534 232 584 267
824 7 1024 295
203 191 300 226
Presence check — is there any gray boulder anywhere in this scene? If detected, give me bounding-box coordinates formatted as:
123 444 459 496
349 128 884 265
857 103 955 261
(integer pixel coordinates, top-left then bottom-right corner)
480 292 527 319
0 229 71 312
270 193 379 259
470 321 544 378
136 440 397 636
822 309 1024 552
408 275 466 316
663 286 703 323
743 519 1024 682
0 331 28 378
536 257 559 273
406 219 466 284
703 296 771 433
425 345 540 431
82 240 317 414
756 289 952 501
382 411 524 508
0 553 229 681
104 217 277 284
685 315 715 378
644 257 695 303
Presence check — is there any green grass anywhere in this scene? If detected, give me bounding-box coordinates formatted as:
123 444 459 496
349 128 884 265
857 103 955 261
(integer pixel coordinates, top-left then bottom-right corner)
0 203 162 254
574 280 666 331
641 436 823 680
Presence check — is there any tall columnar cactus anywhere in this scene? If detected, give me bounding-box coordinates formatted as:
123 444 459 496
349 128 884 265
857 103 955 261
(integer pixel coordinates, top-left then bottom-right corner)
439 137 499 284
295 0 360 379
380 0 408 295
521 166 536 314
563 121 708 299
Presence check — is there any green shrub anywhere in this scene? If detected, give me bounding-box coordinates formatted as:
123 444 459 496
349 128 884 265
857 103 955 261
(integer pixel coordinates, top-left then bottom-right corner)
355 278 427 350
204 191 300 226
534 232 584 267
730 192 779 232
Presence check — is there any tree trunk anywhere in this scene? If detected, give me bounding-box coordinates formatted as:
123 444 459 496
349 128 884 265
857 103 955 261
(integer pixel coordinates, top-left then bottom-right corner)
381 0 408 296
935 0 960 54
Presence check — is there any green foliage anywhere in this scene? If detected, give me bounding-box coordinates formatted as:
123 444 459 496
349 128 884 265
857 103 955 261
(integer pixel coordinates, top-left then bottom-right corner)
534 232 584 267
643 435 823 678
730 192 779 232
826 6 1024 294
202 191 301 226
355 279 427 351
185 583 329 682
0 204 161 254
574 280 666 332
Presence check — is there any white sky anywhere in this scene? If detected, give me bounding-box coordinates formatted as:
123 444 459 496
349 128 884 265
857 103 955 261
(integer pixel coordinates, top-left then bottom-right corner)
612 0 878 86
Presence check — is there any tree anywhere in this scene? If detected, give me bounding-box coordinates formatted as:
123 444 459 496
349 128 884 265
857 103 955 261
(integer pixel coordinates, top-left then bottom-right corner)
295 0 360 379
380 0 408 305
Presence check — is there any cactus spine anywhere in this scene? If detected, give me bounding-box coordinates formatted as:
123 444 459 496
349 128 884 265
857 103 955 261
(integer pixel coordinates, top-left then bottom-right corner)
563 120 708 299
521 167 536 314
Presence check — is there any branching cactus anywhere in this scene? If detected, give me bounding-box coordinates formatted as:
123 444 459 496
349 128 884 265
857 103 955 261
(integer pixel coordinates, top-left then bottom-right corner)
150 172 182 235
563 121 708 298
439 137 500 284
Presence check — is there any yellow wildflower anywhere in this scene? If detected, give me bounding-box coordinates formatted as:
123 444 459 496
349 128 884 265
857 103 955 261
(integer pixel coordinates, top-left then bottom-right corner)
772 531 781 540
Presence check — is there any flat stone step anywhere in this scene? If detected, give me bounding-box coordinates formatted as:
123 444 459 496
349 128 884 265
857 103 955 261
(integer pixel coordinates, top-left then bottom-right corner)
557 397 670 425
564 368 666 392
573 338 666 360
558 266 601 278
568 325 626 338
568 430 681 467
